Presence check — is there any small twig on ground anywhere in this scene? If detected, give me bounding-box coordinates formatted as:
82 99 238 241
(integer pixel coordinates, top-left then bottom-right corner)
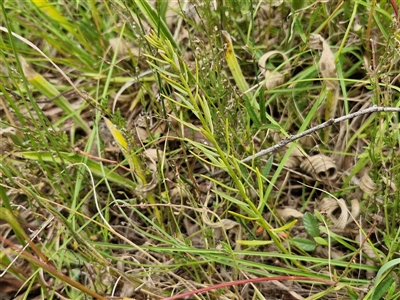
210 106 400 177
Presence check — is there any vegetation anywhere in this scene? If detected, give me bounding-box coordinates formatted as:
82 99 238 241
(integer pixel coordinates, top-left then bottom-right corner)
1 1 400 299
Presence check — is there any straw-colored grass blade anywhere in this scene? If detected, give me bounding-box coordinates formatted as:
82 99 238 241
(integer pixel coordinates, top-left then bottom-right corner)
30 0 75 33
221 30 253 102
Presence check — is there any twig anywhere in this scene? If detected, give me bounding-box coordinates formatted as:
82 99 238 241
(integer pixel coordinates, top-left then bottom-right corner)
210 106 400 177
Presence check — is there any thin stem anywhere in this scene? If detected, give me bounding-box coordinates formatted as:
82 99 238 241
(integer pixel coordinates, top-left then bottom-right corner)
211 106 400 177
163 275 336 300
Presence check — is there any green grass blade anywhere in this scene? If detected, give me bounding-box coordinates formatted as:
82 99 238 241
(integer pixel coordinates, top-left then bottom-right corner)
135 0 179 52
16 151 137 190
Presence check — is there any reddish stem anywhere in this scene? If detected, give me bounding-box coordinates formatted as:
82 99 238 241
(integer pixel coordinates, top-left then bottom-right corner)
163 276 336 300
389 0 399 28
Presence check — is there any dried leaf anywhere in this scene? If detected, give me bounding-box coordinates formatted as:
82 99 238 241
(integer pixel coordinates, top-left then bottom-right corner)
309 34 339 120
300 154 337 181
319 198 348 229
381 175 397 191
360 172 376 194
284 145 307 168
202 207 240 230
320 198 360 228
258 50 291 90
276 207 304 222
356 232 378 279
144 148 163 164
348 199 360 225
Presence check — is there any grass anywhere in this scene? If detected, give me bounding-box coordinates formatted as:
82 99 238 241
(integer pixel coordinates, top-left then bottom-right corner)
1 0 400 299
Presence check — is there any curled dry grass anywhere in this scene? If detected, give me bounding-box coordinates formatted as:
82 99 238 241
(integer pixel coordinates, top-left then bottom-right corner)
1 1 400 299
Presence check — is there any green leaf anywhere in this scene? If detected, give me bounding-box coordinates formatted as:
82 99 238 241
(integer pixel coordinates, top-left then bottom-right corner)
348 289 359 300
372 258 400 299
303 212 320 238
294 17 307 44
314 210 325 222
236 240 273 246
259 124 282 131
372 276 395 300
212 189 256 217
16 151 137 190
244 94 260 127
135 0 179 52
261 155 274 178
292 237 316 252
264 113 290 137
314 236 328 246
272 219 298 232
212 189 249 208
292 0 305 11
